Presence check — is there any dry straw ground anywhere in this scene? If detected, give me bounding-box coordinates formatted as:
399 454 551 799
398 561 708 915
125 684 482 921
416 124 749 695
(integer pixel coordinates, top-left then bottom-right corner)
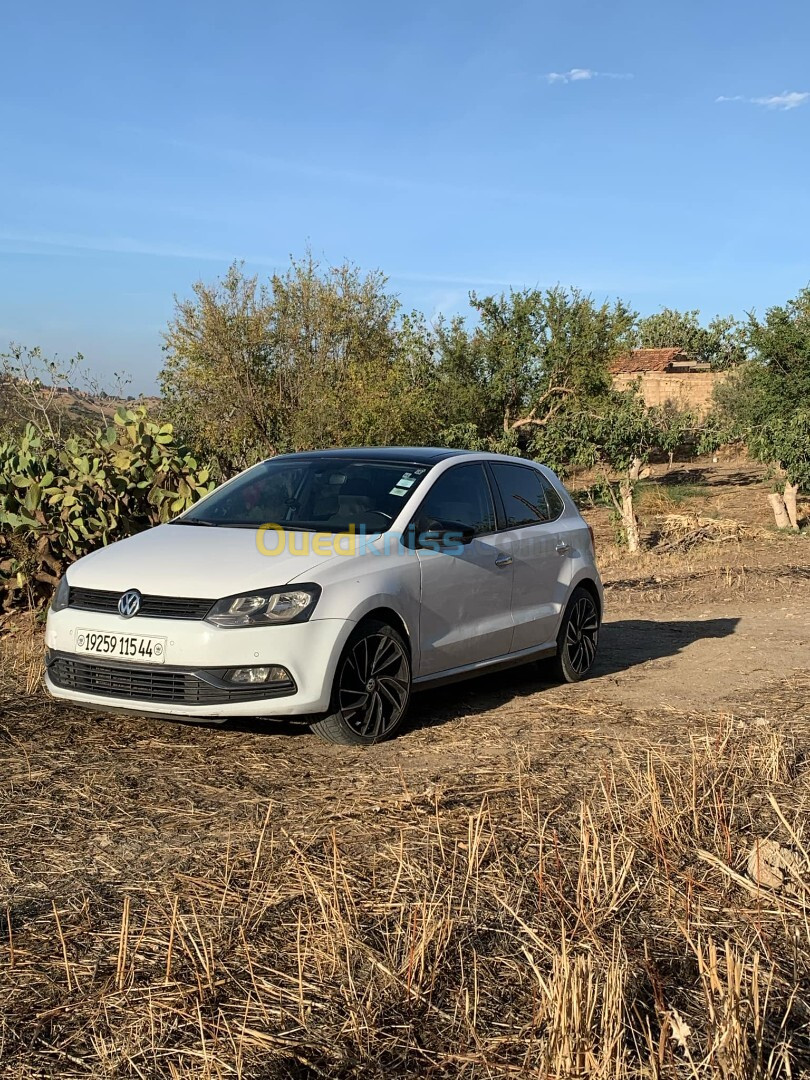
1 461 810 1079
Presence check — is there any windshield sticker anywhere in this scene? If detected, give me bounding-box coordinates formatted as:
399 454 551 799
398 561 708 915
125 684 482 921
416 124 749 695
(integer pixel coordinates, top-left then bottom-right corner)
390 485 410 496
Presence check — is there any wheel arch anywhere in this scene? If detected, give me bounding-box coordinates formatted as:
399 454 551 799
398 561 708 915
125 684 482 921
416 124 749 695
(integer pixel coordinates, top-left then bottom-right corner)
353 606 412 658
571 576 602 621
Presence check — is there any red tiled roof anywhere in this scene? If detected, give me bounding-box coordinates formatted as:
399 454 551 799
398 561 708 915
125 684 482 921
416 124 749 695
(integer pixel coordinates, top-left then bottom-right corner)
610 347 687 374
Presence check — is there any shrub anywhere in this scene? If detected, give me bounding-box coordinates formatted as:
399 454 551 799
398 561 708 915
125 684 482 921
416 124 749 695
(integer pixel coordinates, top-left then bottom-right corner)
0 408 214 611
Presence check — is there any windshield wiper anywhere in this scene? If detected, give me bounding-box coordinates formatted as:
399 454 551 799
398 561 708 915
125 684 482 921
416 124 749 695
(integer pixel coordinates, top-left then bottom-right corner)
171 519 321 531
221 522 319 531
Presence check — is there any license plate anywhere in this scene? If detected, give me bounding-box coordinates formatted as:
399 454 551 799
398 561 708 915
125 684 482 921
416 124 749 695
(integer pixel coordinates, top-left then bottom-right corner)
75 629 167 664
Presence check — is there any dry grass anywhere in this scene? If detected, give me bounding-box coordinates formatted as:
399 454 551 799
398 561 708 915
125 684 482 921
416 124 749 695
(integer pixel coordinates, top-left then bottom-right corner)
595 532 810 608
2 619 810 1077
3 490 810 1077
655 514 768 552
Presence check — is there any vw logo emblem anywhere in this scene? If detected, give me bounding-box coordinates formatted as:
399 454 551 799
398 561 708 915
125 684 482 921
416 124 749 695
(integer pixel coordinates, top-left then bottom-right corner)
118 589 142 618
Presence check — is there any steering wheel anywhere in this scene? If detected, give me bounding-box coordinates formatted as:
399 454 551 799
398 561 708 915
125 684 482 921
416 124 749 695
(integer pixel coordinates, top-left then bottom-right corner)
364 510 394 524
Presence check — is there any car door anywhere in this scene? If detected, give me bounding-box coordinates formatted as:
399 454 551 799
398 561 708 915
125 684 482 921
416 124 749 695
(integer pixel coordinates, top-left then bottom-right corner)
487 462 574 654
412 462 514 677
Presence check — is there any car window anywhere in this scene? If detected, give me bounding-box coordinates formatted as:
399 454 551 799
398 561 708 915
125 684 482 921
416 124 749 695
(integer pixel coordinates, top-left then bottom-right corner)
490 463 564 528
414 463 496 536
544 477 565 519
177 457 431 532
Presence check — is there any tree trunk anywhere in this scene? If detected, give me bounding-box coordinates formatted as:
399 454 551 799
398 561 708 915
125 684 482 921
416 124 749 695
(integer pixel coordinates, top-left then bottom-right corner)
783 482 800 531
768 491 792 530
619 478 641 553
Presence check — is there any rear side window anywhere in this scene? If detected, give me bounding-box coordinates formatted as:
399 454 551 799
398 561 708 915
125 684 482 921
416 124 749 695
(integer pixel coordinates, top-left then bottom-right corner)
544 478 565 519
490 463 565 528
414 463 496 536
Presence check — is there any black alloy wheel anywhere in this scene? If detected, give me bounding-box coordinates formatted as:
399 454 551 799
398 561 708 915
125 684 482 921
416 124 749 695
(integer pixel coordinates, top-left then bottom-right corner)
550 586 600 683
310 620 411 744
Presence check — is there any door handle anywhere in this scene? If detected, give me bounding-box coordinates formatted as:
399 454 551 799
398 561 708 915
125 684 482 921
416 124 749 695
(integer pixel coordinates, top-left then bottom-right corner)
555 542 571 554
495 553 513 567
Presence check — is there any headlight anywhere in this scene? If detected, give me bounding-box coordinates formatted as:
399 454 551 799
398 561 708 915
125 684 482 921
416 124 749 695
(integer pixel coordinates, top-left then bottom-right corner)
50 575 70 612
205 584 321 628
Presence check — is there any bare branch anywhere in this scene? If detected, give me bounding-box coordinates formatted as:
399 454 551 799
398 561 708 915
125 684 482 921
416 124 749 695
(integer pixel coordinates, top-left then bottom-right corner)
508 386 573 431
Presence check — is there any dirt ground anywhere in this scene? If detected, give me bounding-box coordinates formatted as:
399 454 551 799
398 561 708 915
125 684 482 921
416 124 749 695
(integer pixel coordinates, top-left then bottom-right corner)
1 458 810 1077
2 457 809 894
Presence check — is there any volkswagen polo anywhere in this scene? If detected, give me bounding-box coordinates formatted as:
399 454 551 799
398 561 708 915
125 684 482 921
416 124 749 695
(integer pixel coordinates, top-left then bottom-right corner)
45 448 603 744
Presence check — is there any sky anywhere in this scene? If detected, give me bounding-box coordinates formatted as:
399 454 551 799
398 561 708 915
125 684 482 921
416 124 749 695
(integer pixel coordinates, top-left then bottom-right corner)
1 0 809 392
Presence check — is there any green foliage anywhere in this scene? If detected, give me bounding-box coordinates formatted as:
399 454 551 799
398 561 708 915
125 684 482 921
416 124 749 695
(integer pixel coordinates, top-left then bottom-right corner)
439 422 524 457
434 286 636 446
161 266 643 473
425 287 700 550
0 408 214 610
531 390 698 548
749 409 810 489
635 308 747 369
716 287 810 487
161 256 440 473
527 390 689 476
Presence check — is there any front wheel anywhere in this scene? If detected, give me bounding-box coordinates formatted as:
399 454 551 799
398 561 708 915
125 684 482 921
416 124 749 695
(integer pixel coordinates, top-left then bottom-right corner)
309 620 411 745
548 586 600 683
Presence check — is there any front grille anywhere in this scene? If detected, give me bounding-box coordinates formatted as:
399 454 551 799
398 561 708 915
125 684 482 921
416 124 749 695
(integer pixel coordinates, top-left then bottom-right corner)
69 587 215 620
48 655 294 706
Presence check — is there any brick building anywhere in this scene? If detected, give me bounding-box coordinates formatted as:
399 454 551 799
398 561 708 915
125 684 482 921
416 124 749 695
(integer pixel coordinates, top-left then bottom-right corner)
610 348 726 416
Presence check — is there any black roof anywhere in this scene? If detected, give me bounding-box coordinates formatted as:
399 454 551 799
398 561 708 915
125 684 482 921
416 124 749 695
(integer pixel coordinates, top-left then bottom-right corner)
271 447 474 465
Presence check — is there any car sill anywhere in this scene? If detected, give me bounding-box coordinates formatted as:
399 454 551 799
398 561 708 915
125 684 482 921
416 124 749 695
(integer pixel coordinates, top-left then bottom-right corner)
412 644 557 692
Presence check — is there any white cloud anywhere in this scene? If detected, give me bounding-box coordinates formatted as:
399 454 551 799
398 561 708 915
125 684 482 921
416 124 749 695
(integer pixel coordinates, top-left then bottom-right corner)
716 90 809 111
547 68 594 83
753 91 809 110
545 68 632 85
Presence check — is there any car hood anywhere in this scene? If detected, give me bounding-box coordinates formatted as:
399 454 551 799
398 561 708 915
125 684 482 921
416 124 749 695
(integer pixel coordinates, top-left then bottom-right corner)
67 524 355 597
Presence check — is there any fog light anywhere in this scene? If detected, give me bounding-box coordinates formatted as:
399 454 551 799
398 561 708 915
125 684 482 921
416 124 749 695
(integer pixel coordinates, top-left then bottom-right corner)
226 665 291 684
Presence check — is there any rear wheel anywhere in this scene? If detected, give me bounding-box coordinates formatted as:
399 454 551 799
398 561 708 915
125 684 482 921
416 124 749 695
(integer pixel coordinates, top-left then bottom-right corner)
548 586 600 683
309 620 411 745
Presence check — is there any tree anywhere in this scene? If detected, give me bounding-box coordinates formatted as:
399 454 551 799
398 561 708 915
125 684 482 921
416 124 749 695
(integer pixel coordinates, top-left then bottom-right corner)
750 411 810 530
426 286 693 551
160 264 279 471
715 287 810 529
161 256 439 474
432 286 636 450
635 308 747 368
535 391 695 553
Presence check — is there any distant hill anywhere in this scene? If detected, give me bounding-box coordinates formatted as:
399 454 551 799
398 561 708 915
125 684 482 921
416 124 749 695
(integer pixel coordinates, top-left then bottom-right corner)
0 375 162 435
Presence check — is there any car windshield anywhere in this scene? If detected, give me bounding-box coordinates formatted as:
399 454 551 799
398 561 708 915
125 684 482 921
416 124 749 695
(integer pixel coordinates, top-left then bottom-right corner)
174 456 432 532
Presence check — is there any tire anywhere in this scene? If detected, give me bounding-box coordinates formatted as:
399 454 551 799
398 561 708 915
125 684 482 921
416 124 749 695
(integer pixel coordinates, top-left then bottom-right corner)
548 586 600 683
309 620 412 745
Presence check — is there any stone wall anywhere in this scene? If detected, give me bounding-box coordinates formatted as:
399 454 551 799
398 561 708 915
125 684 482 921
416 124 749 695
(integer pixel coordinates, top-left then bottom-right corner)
612 370 728 416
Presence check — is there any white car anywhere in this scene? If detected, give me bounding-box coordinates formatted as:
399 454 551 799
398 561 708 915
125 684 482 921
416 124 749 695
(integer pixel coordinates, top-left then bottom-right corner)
45 449 603 744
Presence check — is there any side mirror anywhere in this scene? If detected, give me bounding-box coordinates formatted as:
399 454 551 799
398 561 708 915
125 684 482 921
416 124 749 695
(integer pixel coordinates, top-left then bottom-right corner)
418 519 476 551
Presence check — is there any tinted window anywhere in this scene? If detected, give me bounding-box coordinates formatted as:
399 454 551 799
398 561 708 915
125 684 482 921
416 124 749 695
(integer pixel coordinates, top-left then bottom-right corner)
415 463 496 536
178 457 431 532
544 478 565 519
491 464 563 528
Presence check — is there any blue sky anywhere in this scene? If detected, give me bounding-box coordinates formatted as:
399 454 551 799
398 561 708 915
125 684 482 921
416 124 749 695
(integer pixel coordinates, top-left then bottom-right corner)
1 0 809 391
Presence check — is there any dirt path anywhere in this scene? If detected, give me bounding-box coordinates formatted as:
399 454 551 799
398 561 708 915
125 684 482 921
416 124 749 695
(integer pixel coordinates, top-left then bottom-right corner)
587 588 810 710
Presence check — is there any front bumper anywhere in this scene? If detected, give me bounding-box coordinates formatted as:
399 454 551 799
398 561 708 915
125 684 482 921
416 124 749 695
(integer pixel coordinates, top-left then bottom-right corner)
44 611 354 718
